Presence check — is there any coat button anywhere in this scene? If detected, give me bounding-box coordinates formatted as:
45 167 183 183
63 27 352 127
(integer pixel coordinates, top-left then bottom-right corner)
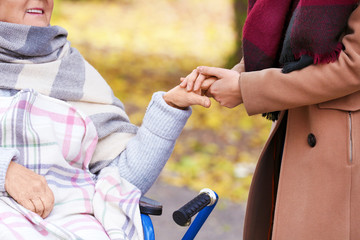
307 133 316 147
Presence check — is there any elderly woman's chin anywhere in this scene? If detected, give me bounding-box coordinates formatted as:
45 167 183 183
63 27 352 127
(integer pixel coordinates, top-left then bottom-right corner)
23 15 51 27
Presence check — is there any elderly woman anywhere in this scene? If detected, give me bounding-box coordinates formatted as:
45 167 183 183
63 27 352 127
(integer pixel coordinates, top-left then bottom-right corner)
0 0 211 239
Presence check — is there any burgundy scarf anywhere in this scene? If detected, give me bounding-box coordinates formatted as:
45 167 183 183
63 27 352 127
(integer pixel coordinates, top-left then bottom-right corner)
242 0 358 120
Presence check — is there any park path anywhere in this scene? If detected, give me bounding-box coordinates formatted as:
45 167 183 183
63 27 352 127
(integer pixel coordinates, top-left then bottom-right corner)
146 180 246 240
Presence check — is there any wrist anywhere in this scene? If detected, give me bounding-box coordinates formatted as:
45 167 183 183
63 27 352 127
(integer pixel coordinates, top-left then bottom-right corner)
143 92 191 140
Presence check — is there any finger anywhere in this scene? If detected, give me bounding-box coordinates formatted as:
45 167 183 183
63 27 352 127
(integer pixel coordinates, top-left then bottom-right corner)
179 77 188 88
201 78 217 90
42 188 55 218
179 78 187 87
193 74 207 91
185 70 199 91
204 85 215 98
188 92 211 108
31 198 44 217
197 66 228 78
193 88 202 96
180 70 198 88
19 199 35 213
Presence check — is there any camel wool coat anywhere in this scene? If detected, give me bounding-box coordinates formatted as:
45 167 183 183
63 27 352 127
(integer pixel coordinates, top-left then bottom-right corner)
239 5 360 240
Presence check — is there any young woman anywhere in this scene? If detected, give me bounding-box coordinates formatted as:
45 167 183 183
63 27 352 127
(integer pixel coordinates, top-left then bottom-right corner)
182 0 360 239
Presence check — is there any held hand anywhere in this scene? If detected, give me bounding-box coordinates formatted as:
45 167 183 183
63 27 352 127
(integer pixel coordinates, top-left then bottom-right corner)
180 69 217 92
197 66 243 108
5 161 54 218
163 85 211 109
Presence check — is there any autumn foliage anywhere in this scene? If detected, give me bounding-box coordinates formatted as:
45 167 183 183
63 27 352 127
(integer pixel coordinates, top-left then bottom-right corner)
52 0 270 202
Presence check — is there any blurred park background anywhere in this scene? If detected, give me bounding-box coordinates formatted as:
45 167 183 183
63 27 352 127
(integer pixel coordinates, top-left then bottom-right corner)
51 0 271 204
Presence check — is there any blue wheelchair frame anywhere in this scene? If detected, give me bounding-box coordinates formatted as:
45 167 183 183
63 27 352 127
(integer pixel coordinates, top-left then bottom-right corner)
141 189 218 240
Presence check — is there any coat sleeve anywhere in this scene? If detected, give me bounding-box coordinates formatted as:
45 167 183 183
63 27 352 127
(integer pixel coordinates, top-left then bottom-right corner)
240 6 360 116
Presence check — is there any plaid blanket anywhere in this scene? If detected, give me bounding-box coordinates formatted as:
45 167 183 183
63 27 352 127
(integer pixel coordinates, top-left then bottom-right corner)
0 21 137 172
0 89 143 240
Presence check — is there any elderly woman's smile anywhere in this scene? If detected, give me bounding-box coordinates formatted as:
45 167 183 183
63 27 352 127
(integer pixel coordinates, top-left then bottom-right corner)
26 8 44 14
0 0 53 27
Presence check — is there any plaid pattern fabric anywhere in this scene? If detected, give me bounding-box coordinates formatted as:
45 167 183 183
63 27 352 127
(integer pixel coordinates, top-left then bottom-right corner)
0 89 143 240
0 21 138 172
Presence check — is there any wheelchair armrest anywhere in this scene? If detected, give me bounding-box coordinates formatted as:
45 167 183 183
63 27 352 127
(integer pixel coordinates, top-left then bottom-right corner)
140 196 163 216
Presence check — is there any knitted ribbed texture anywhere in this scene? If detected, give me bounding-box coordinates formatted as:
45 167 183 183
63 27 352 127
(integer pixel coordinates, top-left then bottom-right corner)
113 92 192 194
0 148 19 192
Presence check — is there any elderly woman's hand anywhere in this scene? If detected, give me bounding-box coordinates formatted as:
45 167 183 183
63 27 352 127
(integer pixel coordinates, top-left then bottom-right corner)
163 85 211 109
5 162 54 218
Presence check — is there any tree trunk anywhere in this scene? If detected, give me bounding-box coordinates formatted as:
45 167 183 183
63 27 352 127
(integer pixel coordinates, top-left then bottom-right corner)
225 0 248 69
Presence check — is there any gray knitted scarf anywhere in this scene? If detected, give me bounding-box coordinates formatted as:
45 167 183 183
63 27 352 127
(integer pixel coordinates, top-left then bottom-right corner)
0 21 137 172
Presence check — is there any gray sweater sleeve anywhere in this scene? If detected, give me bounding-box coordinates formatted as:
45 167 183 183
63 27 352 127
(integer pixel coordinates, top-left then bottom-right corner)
110 91 192 194
0 89 31 192
0 148 20 192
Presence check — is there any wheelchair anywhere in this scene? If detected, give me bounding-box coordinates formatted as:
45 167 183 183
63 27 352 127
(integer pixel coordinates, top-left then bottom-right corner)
140 188 218 240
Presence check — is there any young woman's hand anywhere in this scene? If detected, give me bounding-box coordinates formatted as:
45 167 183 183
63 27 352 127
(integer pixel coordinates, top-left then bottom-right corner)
5 162 54 218
163 85 211 109
181 66 243 108
180 69 217 92
197 66 243 108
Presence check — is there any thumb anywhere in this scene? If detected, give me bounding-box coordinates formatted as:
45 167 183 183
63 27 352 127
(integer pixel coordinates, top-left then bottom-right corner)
189 93 211 108
201 78 217 90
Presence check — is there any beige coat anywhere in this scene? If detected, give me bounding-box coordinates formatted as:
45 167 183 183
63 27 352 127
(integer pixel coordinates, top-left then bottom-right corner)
239 5 360 240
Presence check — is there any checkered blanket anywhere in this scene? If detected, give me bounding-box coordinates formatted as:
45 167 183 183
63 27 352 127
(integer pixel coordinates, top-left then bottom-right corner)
0 21 138 174
0 89 143 240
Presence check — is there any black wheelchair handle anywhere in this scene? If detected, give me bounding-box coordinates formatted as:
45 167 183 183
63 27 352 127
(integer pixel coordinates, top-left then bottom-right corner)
172 192 211 226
